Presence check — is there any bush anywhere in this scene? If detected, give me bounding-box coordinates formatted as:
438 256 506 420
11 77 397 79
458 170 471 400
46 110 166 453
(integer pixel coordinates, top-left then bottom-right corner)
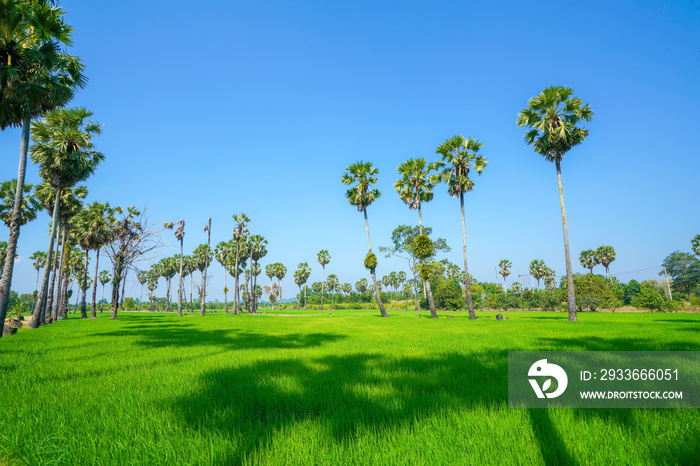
632 287 668 312
573 274 619 312
429 278 465 310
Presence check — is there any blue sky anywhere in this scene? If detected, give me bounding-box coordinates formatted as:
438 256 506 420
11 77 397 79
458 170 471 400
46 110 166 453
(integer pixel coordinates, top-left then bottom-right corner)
2 0 699 301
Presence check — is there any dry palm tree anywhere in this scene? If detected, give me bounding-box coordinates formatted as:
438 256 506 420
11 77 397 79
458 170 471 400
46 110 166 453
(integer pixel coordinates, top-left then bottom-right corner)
436 135 487 320
517 86 593 321
341 161 388 317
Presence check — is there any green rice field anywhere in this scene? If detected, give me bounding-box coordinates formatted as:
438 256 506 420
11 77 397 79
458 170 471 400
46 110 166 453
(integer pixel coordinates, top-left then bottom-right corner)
0 310 698 465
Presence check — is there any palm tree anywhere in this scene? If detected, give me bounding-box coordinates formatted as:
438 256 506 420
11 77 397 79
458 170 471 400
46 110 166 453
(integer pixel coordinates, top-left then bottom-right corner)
159 256 177 312
436 135 488 320
294 262 311 310
274 263 287 309
579 249 598 274
165 220 186 316
29 250 47 307
0 0 86 331
355 278 368 294
517 86 593 322
498 260 512 292
327 273 339 310
192 243 212 315
394 157 440 318
215 240 233 313
28 107 103 329
529 260 547 290
341 161 388 317
692 235 700 258
200 218 212 316
595 246 616 280
543 267 557 291
73 201 114 318
0 179 41 228
248 235 267 314
231 214 250 315
511 282 523 296
263 282 280 310
135 270 147 310
99 270 111 312
316 250 330 311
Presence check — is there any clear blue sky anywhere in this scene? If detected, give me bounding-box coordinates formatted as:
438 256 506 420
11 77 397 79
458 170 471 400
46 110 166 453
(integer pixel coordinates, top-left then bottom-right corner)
2 0 699 301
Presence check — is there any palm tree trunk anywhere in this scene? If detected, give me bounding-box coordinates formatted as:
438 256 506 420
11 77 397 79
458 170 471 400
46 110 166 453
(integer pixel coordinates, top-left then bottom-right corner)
33 268 40 309
425 277 438 318
320 266 325 311
364 210 388 317
80 250 89 318
297 285 301 310
201 218 211 316
177 238 183 316
224 270 228 313
233 245 240 315
304 285 308 311
555 161 577 321
460 193 477 320
0 116 31 334
91 247 100 318
120 268 128 308
110 257 123 319
166 277 172 312
29 188 61 329
51 225 66 321
102 285 105 313
59 263 69 319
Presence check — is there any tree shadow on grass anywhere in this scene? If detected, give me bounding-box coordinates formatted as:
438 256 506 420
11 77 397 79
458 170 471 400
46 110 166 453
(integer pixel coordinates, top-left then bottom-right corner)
534 336 700 352
169 350 581 465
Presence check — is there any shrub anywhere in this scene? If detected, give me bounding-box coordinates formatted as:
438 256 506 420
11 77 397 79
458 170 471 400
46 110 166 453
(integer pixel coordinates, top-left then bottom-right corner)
632 287 668 312
573 274 619 312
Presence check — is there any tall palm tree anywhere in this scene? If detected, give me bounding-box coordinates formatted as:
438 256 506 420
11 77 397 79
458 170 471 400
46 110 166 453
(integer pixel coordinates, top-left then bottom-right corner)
73 201 114 318
294 262 311 310
326 273 339 310
248 235 267 314
193 243 212 315
28 108 103 328
158 256 177 312
316 250 330 311
231 213 250 315
517 86 593 322
0 0 86 331
341 161 388 317
595 246 615 280
274 263 287 309
436 135 487 320
199 218 212 315
498 260 512 292
165 219 185 316
29 250 47 306
543 267 557 291
529 259 547 290
579 249 598 274
214 239 233 313
99 270 111 313
394 157 440 318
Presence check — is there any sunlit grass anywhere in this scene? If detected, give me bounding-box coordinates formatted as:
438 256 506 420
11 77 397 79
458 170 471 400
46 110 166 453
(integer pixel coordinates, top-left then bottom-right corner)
0 309 698 465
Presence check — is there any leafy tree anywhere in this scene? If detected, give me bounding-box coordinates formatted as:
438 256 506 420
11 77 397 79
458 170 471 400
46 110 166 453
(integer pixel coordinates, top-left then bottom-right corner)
661 251 700 295
595 246 616 279
511 281 523 296
632 286 668 312
430 277 465 310
436 135 487 320
28 108 103 328
573 274 618 312
294 262 311 310
498 259 511 292
529 259 547 290
517 86 593 322
623 279 642 305
341 161 388 317
0 0 86 331
315 250 330 310
341 282 352 295
579 249 598 274
231 213 250 314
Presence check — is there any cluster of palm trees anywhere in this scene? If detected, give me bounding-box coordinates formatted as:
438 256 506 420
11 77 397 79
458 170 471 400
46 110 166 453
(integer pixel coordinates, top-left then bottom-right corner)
579 246 616 279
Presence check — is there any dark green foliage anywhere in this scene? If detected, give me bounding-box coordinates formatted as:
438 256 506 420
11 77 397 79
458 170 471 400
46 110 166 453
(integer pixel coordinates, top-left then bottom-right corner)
632 287 668 312
661 251 700 295
412 234 434 260
624 280 642 305
573 274 619 311
427 278 465 310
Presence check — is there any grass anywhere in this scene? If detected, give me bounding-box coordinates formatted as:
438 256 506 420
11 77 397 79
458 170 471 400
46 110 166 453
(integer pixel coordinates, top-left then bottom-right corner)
0 309 698 465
